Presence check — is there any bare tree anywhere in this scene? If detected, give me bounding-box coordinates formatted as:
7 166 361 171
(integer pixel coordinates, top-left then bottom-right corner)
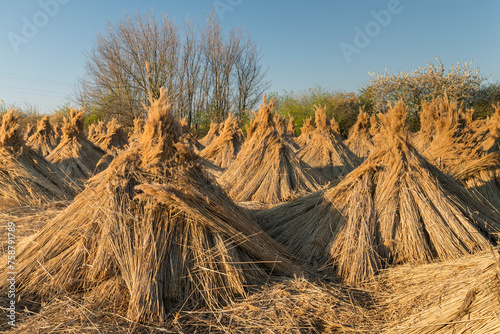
76 10 270 130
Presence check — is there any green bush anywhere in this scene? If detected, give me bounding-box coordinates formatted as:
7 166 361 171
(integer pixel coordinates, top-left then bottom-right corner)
271 87 369 137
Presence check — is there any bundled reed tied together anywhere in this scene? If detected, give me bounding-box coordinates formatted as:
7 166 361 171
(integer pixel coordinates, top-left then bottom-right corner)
258 101 500 286
369 115 379 137
295 117 315 147
297 105 361 181
94 118 129 155
286 116 296 137
219 95 327 204
3 88 302 325
177 277 378 333
128 117 144 143
46 109 107 182
422 97 500 208
377 249 500 334
180 117 204 153
480 104 500 154
0 109 76 207
274 113 299 150
87 120 107 144
345 109 375 159
330 116 341 136
200 113 244 169
26 116 59 156
23 122 35 140
52 122 62 143
200 122 219 147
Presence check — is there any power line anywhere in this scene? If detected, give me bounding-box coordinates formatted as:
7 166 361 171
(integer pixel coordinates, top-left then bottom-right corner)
0 71 74 87
0 84 70 98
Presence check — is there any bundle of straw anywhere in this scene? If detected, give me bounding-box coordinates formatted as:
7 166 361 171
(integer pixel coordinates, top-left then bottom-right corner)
94 118 129 155
295 117 315 147
199 122 219 147
219 95 328 203
4 88 302 325
87 120 107 144
180 117 204 153
46 109 107 182
0 109 76 206
258 101 500 285
345 110 374 159
26 116 59 156
297 106 361 180
200 113 244 168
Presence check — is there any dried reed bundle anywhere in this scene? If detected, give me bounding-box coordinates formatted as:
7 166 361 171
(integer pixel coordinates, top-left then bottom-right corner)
345 110 374 159
330 116 341 135
273 113 299 150
480 104 500 154
0 109 76 207
24 122 35 140
422 97 500 208
87 120 107 144
258 101 500 286
219 95 327 203
128 117 144 143
46 109 107 181
286 116 296 137
297 106 361 180
3 88 302 325
377 250 500 334
180 117 204 153
52 122 62 143
295 117 315 147
200 113 244 168
273 113 287 136
95 118 129 154
369 115 379 137
199 122 219 147
26 116 58 156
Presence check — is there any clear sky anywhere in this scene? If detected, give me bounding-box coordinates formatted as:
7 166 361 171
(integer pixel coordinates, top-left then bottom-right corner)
0 0 499 113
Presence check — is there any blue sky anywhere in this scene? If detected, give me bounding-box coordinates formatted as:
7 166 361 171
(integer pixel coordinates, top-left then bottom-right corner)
0 0 499 113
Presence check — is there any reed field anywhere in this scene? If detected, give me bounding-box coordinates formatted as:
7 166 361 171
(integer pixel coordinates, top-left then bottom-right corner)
1 91 500 333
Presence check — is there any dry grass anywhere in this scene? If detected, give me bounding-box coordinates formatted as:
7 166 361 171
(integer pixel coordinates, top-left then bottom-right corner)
200 113 244 169
375 249 500 333
26 116 59 156
219 95 328 204
258 101 500 286
0 109 77 207
46 109 107 182
345 110 374 159
297 106 361 181
0 88 303 326
128 117 144 143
